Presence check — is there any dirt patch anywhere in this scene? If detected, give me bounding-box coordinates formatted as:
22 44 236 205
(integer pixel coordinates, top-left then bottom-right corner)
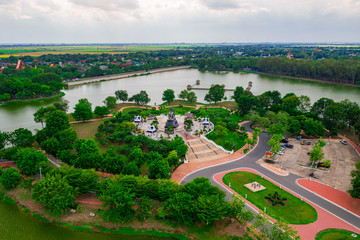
257 139 360 192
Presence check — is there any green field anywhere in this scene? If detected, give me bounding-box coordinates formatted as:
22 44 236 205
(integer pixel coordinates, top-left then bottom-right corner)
223 171 318 224
0 44 203 56
315 229 359 240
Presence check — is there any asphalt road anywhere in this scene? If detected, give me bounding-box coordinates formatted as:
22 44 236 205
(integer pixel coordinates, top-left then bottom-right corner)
181 122 360 230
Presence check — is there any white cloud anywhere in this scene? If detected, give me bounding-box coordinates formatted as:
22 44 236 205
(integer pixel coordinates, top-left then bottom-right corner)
0 0 359 43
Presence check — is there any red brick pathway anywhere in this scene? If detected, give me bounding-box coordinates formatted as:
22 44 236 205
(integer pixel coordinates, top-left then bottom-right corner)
298 179 360 217
213 168 360 240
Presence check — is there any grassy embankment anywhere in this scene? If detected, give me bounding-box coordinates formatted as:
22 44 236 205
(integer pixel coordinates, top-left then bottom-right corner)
1 184 257 240
223 171 318 224
315 229 359 240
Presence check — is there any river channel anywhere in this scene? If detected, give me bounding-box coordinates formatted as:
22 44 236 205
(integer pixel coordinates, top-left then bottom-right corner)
0 201 172 240
1 69 360 132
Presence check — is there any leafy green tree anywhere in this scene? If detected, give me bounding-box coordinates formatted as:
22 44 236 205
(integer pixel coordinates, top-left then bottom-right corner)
136 196 155 221
195 194 228 225
94 106 110 118
303 118 325 136
232 86 245 102
349 162 360 198
0 131 9 150
187 91 197 103
49 166 99 194
103 96 117 109
289 119 301 135
309 145 324 168
33 105 57 129
312 98 334 117
40 137 61 156
179 89 188 100
226 195 254 224
101 184 136 223
8 128 34 148
162 89 175 103
0 168 22 190
57 128 78 151
236 95 260 116
184 177 226 199
115 90 128 103
204 84 225 104
14 148 48 176
45 110 70 136
253 214 300 240
298 95 311 113
267 123 286 135
166 150 179 168
53 99 69 113
148 151 171 179
179 90 197 103
268 134 282 154
282 95 300 112
72 98 93 122
32 174 77 216
164 192 195 225
129 90 150 106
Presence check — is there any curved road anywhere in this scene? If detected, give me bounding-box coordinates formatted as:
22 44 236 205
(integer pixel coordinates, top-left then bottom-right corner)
181 122 360 230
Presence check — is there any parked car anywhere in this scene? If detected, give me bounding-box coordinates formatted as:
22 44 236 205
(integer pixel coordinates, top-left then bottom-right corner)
340 140 348 145
281 145 286 149
301 141 311 145
277 151 284 155
281 138 289 143
285 144 294 148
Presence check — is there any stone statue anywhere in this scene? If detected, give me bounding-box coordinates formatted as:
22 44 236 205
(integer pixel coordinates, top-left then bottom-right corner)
165 107 179 128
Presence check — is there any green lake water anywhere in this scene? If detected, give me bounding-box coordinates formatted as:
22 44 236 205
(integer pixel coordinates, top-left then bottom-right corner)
0 202 173 240
1 69 360 132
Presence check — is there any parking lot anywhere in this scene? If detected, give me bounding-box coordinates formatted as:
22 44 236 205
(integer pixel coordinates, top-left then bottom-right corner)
258 138 360 192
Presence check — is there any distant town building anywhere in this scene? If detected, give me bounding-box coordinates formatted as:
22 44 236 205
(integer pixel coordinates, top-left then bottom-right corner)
99 65 109 70
286 50 294 59
15 59 25 70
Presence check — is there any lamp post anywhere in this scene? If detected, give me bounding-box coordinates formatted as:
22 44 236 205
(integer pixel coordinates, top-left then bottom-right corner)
322 99 327 122
39 167 42 180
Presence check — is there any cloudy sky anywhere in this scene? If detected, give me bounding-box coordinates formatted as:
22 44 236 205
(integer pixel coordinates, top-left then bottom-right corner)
0 0 359 43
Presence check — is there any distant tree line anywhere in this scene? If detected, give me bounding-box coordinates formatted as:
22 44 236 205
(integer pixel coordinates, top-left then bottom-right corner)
257 57 360 85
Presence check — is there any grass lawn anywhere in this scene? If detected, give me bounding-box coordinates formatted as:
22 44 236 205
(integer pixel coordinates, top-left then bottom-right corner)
223 171 318 225
207 101 238 110
315 229 359 240
122 107 145 115
207 126 247 151
70 120 106 139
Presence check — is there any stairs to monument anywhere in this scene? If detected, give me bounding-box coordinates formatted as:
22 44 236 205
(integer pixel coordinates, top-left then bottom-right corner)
185 137 229 162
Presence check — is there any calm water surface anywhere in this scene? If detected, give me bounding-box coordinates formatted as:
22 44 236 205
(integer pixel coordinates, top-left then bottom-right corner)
0 202 172 240
1 69 360 132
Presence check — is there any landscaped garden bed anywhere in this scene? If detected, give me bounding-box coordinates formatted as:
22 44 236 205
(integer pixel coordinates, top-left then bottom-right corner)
315 229 359 240
223 171 318 224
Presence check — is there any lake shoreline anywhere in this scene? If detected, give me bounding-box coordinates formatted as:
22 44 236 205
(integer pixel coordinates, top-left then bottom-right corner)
243 70 360 88
0 92 65 106
66 65 191 86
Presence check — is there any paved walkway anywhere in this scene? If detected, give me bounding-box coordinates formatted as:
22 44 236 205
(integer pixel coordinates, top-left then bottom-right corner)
298 179 360 217
214 168 360 240
260 163 288 176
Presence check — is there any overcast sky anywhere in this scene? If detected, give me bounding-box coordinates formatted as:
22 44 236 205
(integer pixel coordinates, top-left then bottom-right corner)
0 0 359 43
